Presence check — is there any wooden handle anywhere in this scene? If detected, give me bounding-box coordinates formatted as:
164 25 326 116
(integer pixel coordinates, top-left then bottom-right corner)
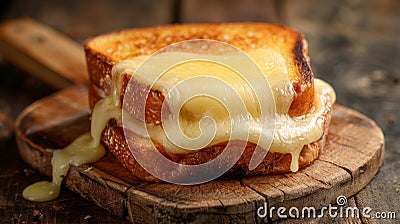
0 17 88 89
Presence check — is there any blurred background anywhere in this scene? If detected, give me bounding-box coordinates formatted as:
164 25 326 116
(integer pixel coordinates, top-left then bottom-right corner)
0 0 399 223
0 0 398 127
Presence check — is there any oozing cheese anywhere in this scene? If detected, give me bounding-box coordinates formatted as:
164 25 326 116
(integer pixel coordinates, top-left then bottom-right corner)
22 97 119 202
113 50 336 171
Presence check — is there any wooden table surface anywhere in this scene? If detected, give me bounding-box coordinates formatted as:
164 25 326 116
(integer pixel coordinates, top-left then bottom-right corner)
0 0 399 223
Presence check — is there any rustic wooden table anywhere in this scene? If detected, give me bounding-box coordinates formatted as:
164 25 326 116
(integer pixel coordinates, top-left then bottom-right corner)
0 0 398 223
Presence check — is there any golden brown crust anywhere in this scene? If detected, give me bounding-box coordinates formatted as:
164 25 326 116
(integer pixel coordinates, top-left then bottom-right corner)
289 37 314 116
85 23 315 123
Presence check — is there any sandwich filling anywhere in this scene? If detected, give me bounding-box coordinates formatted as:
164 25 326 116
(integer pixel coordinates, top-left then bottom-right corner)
110 49 336 172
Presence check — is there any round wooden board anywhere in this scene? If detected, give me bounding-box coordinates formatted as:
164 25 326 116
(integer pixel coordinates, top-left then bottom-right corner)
15 85 384 223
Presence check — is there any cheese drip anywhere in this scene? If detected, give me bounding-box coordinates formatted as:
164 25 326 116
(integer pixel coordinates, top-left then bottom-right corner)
22 96 120 202
271 79 335 171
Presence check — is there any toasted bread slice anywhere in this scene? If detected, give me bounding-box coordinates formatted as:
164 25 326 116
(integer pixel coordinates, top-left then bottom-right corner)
85 23 315 121
85 23 334 181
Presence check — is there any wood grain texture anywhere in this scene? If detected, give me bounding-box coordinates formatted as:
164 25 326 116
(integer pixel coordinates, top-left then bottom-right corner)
14 85 384 223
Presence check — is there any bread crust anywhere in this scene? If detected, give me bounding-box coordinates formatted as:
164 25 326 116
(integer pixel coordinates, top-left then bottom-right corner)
85 23 315 123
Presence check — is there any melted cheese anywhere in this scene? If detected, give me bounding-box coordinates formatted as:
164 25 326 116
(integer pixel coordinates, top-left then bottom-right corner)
115 49 293 115
114 49 292 153
23 49 336 202
113 50 335 172
271 79 335 171
22 97 120 202
144 79 334 172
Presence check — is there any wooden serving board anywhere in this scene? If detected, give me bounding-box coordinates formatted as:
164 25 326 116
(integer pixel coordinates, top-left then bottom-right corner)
15 85 384 223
